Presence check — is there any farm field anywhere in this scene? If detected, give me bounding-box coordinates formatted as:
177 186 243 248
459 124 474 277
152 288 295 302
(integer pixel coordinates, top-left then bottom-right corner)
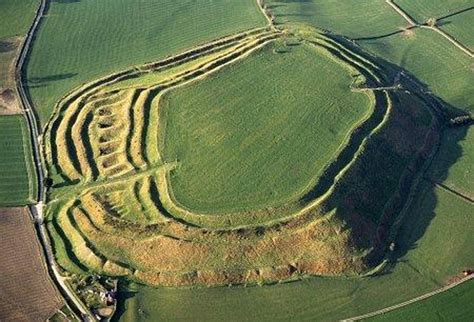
395 0 472 23
358 28 474 113
0 41 21 113
0 0 38 39
439 10 474 51
428 126 473 198
267 0 407 39
370 279 474 321
0 208 63 321
0 0 38 113
266 1 473 114
0 115 36 206
115 182 474 321
26 0 267 124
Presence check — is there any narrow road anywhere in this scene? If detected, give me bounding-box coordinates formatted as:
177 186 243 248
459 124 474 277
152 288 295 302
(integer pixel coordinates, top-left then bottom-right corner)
385 0 417 26
15 0 46 202
14 0 94 320
342 274 474 321
30 204 93 321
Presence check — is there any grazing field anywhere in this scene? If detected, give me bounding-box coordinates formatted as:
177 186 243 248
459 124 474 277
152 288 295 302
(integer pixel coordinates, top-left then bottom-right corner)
160 41 372 213
370 279 474 321
267 0 407 39
0 0 38 39
0 208 63 321
395 0 472 23
115 182 474 322
428 127 473 198
266 1 473 114
439 10 474 51
359 28 474 113
26 0 267 124
0 116 36 206
0 0 38 113
395 183 473 282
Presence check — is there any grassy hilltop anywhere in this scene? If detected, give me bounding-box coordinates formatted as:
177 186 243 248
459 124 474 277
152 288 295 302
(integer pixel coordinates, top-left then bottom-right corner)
160 41 372 213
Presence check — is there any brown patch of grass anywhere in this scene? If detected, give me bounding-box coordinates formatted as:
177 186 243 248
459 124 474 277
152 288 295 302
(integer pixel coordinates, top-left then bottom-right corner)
57 194 363 286
0 88 20 115
401 27 415 39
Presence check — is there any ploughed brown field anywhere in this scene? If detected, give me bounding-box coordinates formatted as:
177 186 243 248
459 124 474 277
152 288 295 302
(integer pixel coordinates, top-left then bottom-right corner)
0 208 63 321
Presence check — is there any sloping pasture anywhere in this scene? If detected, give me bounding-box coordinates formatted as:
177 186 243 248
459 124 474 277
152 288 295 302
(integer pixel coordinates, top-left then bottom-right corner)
428 126 473 198
370 279 474 321
267 0 408 39
359 28 474 113
266 1 473 115
439 9 474 51
395 0 472 23
26 0 267 124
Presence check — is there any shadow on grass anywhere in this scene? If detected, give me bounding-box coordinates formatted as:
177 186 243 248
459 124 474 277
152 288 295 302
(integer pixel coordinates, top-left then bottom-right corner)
335 36 469 273
0 40 17 53
112 281 140 322
28 72 78 85
390 124 469 263
52 0 81 3
437 6 474 21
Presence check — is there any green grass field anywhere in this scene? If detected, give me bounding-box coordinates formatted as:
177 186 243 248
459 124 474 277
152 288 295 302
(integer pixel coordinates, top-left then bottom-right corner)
395 0 472 23
115 182 474 322
267 0 407 39
359 28 474 113
0 0 38 39
0 116 36 205
0 0 37 100
0 0 38 205
26 0 266 124
160 41 372 213
370 279 474 321
428 127 473 197
439 10 474 50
